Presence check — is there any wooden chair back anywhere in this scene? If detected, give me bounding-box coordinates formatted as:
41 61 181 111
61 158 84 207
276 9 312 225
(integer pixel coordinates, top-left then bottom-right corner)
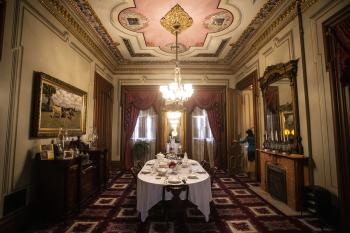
162 185 189 202
130 166 139 182
200 160 211 172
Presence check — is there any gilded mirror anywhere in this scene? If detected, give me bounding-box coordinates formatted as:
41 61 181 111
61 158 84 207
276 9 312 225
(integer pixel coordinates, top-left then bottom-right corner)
260 59 303 154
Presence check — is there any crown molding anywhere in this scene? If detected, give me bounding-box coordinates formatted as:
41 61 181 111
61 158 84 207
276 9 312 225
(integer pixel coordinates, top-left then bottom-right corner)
230 0 320 74
114 65 234 75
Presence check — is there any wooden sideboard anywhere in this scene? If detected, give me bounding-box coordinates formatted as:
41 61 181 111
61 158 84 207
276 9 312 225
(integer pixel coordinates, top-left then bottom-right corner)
35 149 108 220
258 149 309 210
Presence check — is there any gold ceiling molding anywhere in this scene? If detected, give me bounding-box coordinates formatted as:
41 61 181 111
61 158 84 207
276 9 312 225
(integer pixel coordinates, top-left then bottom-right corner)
39 0 121 71
230 0 320 72
251 0 319 50
160 4 193 35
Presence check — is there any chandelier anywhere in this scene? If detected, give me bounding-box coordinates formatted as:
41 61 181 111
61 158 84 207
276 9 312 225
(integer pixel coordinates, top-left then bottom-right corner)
160 6 194 105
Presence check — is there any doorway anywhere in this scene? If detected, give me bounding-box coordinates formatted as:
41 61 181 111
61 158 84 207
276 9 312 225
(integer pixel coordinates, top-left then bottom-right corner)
323 6 350 231
235 71 260 180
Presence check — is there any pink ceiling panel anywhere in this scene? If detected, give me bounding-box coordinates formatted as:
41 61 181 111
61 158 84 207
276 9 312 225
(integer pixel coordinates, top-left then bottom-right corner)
118 0 233 51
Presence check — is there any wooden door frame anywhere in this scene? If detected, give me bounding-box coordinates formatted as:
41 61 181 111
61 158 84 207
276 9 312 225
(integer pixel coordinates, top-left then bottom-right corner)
94 73 114 173
0 0 6 60
323 5 350 231
236 70 260 181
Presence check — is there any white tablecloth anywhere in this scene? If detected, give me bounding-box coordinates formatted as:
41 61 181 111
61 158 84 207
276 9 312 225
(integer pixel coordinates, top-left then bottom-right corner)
137 159 212 222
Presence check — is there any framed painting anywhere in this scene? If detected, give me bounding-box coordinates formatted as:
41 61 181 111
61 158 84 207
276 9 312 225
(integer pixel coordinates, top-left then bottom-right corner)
31 72 87 137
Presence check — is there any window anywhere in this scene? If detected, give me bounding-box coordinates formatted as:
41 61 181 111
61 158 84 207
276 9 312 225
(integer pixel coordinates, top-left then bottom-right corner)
191 107 214 165
131 107 157 161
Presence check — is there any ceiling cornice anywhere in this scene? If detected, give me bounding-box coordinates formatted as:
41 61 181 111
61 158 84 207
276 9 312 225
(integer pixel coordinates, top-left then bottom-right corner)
114 64 234 75
230 0 320 74
224 0 285 63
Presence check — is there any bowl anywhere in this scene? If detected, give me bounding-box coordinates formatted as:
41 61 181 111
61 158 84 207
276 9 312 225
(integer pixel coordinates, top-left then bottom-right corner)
157 168 167 176
158 161 168 168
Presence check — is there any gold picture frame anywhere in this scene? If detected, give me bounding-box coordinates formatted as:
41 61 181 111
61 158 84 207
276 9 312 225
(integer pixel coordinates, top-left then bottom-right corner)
40 144 55 160
63 150 74 160
31 72 87 137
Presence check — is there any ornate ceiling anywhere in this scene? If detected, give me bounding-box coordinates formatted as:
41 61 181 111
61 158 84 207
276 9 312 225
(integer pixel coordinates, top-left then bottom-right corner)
73 0 269 63
40 0 321 73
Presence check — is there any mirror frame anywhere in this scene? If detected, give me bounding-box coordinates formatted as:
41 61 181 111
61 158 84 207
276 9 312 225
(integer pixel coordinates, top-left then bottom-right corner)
259 59 303 154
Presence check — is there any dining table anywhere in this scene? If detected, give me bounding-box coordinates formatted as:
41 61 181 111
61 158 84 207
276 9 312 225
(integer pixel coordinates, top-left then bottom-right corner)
136 158 212 222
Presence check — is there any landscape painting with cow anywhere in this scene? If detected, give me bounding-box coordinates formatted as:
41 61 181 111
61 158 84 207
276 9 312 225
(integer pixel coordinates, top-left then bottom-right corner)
31 72 87 137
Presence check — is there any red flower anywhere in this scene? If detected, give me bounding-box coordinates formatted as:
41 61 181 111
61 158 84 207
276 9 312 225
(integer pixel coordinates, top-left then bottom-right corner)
168 161 176 168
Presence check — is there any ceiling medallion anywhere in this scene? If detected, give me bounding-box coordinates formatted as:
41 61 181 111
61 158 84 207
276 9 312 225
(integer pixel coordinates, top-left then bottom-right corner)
160 4 193 35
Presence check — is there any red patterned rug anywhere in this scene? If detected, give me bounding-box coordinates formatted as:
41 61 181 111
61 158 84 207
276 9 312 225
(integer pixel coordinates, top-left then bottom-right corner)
24 170 334 233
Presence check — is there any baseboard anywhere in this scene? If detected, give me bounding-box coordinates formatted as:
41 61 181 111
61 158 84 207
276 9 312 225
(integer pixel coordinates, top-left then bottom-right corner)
0 206 29 233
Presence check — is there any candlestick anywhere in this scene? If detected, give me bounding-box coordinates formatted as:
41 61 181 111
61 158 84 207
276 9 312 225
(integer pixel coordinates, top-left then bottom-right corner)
271 130 274 141
275 130 278 142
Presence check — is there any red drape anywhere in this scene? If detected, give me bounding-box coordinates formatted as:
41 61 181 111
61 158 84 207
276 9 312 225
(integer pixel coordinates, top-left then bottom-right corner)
186 90 224 167
123 90 161 169
334 18 350 86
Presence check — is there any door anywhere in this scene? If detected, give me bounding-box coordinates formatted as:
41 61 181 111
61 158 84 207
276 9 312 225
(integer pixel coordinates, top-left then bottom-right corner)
324 7 350 231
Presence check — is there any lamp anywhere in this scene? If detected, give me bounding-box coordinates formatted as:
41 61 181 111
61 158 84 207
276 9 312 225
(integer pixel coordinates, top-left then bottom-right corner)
160 26 193 105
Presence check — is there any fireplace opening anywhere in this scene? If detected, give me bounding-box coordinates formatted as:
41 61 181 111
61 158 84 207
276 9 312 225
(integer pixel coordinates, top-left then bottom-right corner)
267 164 287 203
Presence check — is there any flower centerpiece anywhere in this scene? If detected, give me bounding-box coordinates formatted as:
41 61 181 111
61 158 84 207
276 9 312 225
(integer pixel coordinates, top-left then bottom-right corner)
168 160 176 169
168 160 177 174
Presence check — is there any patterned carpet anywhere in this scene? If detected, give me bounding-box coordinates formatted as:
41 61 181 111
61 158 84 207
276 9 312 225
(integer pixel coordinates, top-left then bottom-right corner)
25 170 334 233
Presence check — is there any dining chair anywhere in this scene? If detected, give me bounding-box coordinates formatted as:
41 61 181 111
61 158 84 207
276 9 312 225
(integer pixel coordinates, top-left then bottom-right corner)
160 185 190 230
209 166 218 186
130 166 139 182
200 160 211 172
136 160 144 170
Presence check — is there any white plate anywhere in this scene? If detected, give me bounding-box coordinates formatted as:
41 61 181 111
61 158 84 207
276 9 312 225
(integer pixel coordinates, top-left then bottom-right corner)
188 175 198 179
168 179 181 184
141 169 151 174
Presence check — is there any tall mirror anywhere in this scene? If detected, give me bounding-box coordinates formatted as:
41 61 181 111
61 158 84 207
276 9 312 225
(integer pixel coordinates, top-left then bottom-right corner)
161 110 186 154
260 60 303 154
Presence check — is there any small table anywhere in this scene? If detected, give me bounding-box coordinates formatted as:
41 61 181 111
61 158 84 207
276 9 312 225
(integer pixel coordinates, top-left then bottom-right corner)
137 159 212 222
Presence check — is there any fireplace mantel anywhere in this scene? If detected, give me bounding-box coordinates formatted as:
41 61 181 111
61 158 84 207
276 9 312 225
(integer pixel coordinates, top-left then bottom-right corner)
258 149 309 210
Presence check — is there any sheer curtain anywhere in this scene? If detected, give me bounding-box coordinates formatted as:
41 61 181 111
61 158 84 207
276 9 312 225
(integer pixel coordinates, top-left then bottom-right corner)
192 107 215 166
131 107 157 162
